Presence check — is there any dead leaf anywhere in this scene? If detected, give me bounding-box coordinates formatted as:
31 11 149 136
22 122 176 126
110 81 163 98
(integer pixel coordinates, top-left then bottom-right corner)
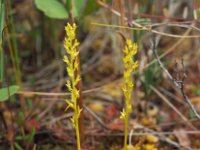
107 119 123 131
25 118 40 132
191 96 200 109
105 104 118 121
174 128 191 147
88 101 104 113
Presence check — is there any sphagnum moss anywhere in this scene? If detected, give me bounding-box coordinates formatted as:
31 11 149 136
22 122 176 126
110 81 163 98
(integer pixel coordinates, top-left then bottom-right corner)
63 23 81 150
120 39 138 150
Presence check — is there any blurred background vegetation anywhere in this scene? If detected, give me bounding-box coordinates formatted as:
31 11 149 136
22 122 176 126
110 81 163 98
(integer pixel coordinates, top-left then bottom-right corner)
1 0 200 149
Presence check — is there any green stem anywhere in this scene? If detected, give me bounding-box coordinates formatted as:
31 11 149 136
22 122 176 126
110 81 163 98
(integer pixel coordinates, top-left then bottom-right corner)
75 116 81 150
8 0 21 86
124 111 129 150
72 58 81 150
0 0 5 85
0 48 3 85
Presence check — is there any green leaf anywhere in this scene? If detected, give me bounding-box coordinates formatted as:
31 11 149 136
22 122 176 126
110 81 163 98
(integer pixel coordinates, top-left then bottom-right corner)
157 115 164 123
0 85 19 102
74 0 85 16
82 0 99 16
27 128 36 141
0 1 5 83
14 143 23 150
27 99 33 108
15 135 23 140
34 0 68 19
193 88 200 95
143 62 160 96
189 108 196 119
17 111 24 126
72 0 113 18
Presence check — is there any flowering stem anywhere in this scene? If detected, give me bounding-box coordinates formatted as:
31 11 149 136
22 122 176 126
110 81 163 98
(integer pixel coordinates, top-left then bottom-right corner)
124 112 129 150
75 116 81 150
120 39 138 150
63 23 82 150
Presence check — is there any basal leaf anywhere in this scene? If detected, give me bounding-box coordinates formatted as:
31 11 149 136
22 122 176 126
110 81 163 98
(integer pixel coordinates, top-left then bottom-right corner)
35 0 68 19
0 85 19 102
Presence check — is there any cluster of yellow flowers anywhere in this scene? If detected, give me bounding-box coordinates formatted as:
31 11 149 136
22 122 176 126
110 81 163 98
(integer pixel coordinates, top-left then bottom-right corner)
120 40 138 120
63 23 81 150
120 39 138 150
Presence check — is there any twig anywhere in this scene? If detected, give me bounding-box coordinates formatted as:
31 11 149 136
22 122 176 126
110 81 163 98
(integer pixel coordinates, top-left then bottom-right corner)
16 86 102 97
158 86 186 105
151 40 200 120
42 112 74 126
150 85 196 129
90 130 200 135
83 105 108 129
151 40 181 89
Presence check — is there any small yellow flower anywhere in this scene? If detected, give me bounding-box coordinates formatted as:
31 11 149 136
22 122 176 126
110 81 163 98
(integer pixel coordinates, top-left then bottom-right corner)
142 144 157 150
120 109 126 120
146 134 159 143
131 145 140 150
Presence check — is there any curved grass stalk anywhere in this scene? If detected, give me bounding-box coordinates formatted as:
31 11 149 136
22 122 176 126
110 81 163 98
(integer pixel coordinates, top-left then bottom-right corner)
91 22 147 31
